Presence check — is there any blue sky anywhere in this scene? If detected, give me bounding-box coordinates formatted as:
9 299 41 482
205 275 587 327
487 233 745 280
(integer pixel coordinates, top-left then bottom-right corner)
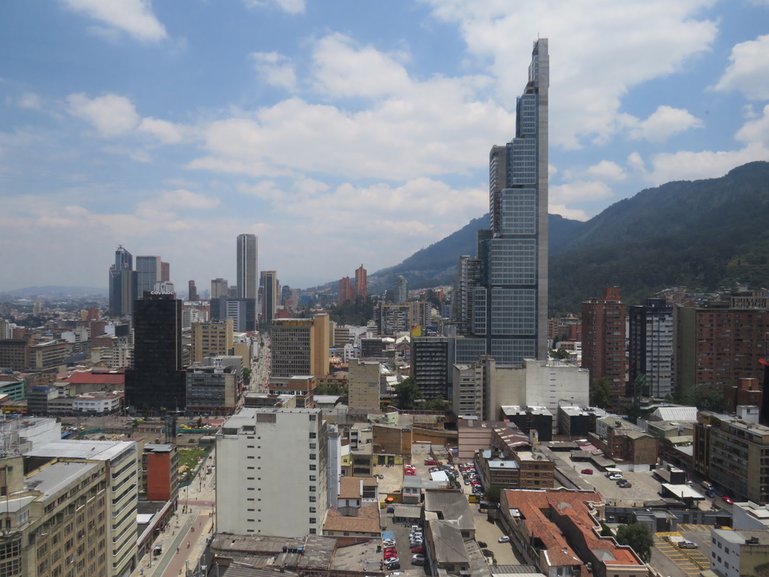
1 0 768 293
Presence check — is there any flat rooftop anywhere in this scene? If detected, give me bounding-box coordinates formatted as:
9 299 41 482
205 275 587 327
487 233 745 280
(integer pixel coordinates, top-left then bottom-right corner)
27 460 98 498
26 439 135 461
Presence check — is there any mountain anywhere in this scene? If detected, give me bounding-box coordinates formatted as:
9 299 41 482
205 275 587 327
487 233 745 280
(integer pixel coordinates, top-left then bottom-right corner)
370 161 769 313
0 286 107 300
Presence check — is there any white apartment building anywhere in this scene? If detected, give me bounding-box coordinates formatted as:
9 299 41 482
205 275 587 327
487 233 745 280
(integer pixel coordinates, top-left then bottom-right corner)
710 528 769 577
24 440 139 577
216 408 329 538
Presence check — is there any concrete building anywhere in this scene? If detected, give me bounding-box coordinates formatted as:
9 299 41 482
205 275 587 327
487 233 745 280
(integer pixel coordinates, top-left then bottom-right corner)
0 340 29 372
29 340 71 371
582 286 627 398
347 359 381 415
191 320 233 363
411 336 449 399
452 363 484 418
24 439 140 577
694 411 769 504
216 408 329 538
710 528 769 577
185 363 238 413
592 417 658 468
271 315 330 381
629 298 674 399
210 277 229 299
236 233 258 300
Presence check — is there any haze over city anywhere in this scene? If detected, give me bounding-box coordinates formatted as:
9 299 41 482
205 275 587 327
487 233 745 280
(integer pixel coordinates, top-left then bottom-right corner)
1 1 768 291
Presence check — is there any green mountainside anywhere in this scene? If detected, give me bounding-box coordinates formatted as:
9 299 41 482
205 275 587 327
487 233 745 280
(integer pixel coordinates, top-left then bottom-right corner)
370 161 769 313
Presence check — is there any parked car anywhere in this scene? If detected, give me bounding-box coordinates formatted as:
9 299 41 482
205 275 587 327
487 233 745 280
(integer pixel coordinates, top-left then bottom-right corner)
411 554 426 566
608 473 623 481
410 545 425 554
580 468 593 475
477 541 488 549
382 539 395 547
384 559 400 570
617 479 632 488
498 535 510 543
678 540 698 549
384 550 398 560
722 495 734 504
424 458 438 466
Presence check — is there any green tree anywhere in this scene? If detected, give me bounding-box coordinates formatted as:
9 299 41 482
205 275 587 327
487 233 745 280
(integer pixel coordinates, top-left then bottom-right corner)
242 367 252 384
616 523 653 563
420 398 450 412
394 377 420 410
590 377 615 409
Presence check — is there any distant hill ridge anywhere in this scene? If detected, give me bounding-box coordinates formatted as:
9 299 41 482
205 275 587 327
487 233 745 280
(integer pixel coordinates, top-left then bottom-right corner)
369 161 769 312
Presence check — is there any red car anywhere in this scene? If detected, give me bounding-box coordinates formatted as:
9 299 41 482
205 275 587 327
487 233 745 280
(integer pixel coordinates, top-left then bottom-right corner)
722 495 734 505
384 549 398 559
410 545 425 554
580 468 593 475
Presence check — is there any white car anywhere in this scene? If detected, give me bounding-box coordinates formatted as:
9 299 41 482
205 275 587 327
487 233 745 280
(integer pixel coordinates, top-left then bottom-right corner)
608 473 623 481
498 535 510 543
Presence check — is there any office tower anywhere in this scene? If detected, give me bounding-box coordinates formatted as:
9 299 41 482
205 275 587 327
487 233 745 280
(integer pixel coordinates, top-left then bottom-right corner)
260 270 279 329
186 363 238 413
108 245 136 317
411 336 450 399
338 276 354 304
486 39 549 363
160 260 170 282
348 359 381 414
211 277 229 299
453 255 482 335
136 255 161 298
394 275 408 303
188 280 198 301
355 265 367 299
628 298 674 398
210 297 256 332
24 439 140 577
216 407 329 537
270 314 330 380
581 287 627 397
236 234 258 299
125 293 186 412
192 319 234 363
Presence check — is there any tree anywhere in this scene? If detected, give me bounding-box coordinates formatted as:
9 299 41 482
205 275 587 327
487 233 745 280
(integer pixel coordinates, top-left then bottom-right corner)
394 377 420 410
590 377 615 409
616 523 653 562
242 367 252 385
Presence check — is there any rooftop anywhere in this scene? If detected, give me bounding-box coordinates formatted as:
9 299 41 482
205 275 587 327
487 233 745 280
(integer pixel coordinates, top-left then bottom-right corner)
322 502 381 535
25 439 135 461
27 460 98 498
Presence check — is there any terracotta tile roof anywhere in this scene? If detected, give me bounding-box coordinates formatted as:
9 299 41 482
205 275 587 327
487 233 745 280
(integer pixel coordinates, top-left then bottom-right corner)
67 371 124 385
502 489 644 569
339 476 362 499
322 503 381 536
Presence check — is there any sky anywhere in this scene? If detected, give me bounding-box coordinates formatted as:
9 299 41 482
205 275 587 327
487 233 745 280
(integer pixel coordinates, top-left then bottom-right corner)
1 0 768 293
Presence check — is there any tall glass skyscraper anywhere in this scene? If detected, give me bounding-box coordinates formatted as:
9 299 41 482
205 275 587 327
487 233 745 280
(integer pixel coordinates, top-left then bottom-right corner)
236 233 258 299
457 39 549 365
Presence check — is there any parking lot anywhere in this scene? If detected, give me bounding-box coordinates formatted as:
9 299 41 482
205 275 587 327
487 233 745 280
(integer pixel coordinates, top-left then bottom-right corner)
652 525 712 577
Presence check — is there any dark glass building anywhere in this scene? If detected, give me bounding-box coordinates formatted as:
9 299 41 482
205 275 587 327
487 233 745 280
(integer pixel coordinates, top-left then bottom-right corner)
125 293 186 412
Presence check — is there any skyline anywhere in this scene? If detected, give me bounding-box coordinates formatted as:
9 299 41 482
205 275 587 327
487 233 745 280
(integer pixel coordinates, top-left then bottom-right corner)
1 1 768 291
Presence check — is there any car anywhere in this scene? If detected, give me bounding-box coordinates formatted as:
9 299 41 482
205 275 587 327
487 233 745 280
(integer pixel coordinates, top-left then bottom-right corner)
410 545 425 554
382 539 395 547
384 551 398 560
411 554 425 566
410 538 423 546
424 459 438 466
617 480 632 488
608 473 623 481
706 489 716 499
386 506 395 513
384 560 400 570
477 541 488 549
678 540 698 549
722 495 734 504
580 468 593 475
498 535 510 543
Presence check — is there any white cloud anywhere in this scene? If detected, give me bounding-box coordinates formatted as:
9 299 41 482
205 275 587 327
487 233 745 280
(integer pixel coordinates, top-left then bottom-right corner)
66 93 140 137
243 0 305 15
649 143 768 184
714 34 769 100
587 160 626 181
18 93 42 110
138 117 185 144
736 104 769 148
136 189 220 218
424 0 717 149
625 105 702 142
551 180 614 205
311 33 411 99
627 152 647 173
62 0 167 42
251 52 297 91
549 204 589 221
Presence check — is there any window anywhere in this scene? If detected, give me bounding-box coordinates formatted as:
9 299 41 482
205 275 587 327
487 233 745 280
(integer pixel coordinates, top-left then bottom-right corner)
309 475 316 482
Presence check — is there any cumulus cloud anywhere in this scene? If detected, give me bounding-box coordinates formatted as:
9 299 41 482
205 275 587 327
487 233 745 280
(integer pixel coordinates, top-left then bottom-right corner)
625 105 702 142
587 160 626 180
251 52 297 91
243 0 305 15
551 180 614 205
424 0 717 149
62 0 167 42
66 93 140 137
649 143 768 185
138 117 185 144
714 34 769 100
736 104 769 147
311 33 412 99
18 93 42 110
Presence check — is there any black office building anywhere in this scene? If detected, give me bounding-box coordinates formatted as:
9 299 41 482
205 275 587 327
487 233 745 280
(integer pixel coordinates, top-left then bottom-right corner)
125 293 186 412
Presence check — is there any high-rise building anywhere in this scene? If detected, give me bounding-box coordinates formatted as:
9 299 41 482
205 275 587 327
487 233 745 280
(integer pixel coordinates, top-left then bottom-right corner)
136 255 162 298
338 276 354 305
394 275 408 304
125 293 186 412
629 298 674 398
210 297 256 332
355 265 367 299
581 287 627 397
160 260 170 282
348 359 381 414
453 39 549 365
236 234 258 299
210 277 229 299
108 245 136 317
216 407 329 537
411 336 450 399
188 280 198 301
270 314 329 381
192 319 234 362
260 270 279 329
